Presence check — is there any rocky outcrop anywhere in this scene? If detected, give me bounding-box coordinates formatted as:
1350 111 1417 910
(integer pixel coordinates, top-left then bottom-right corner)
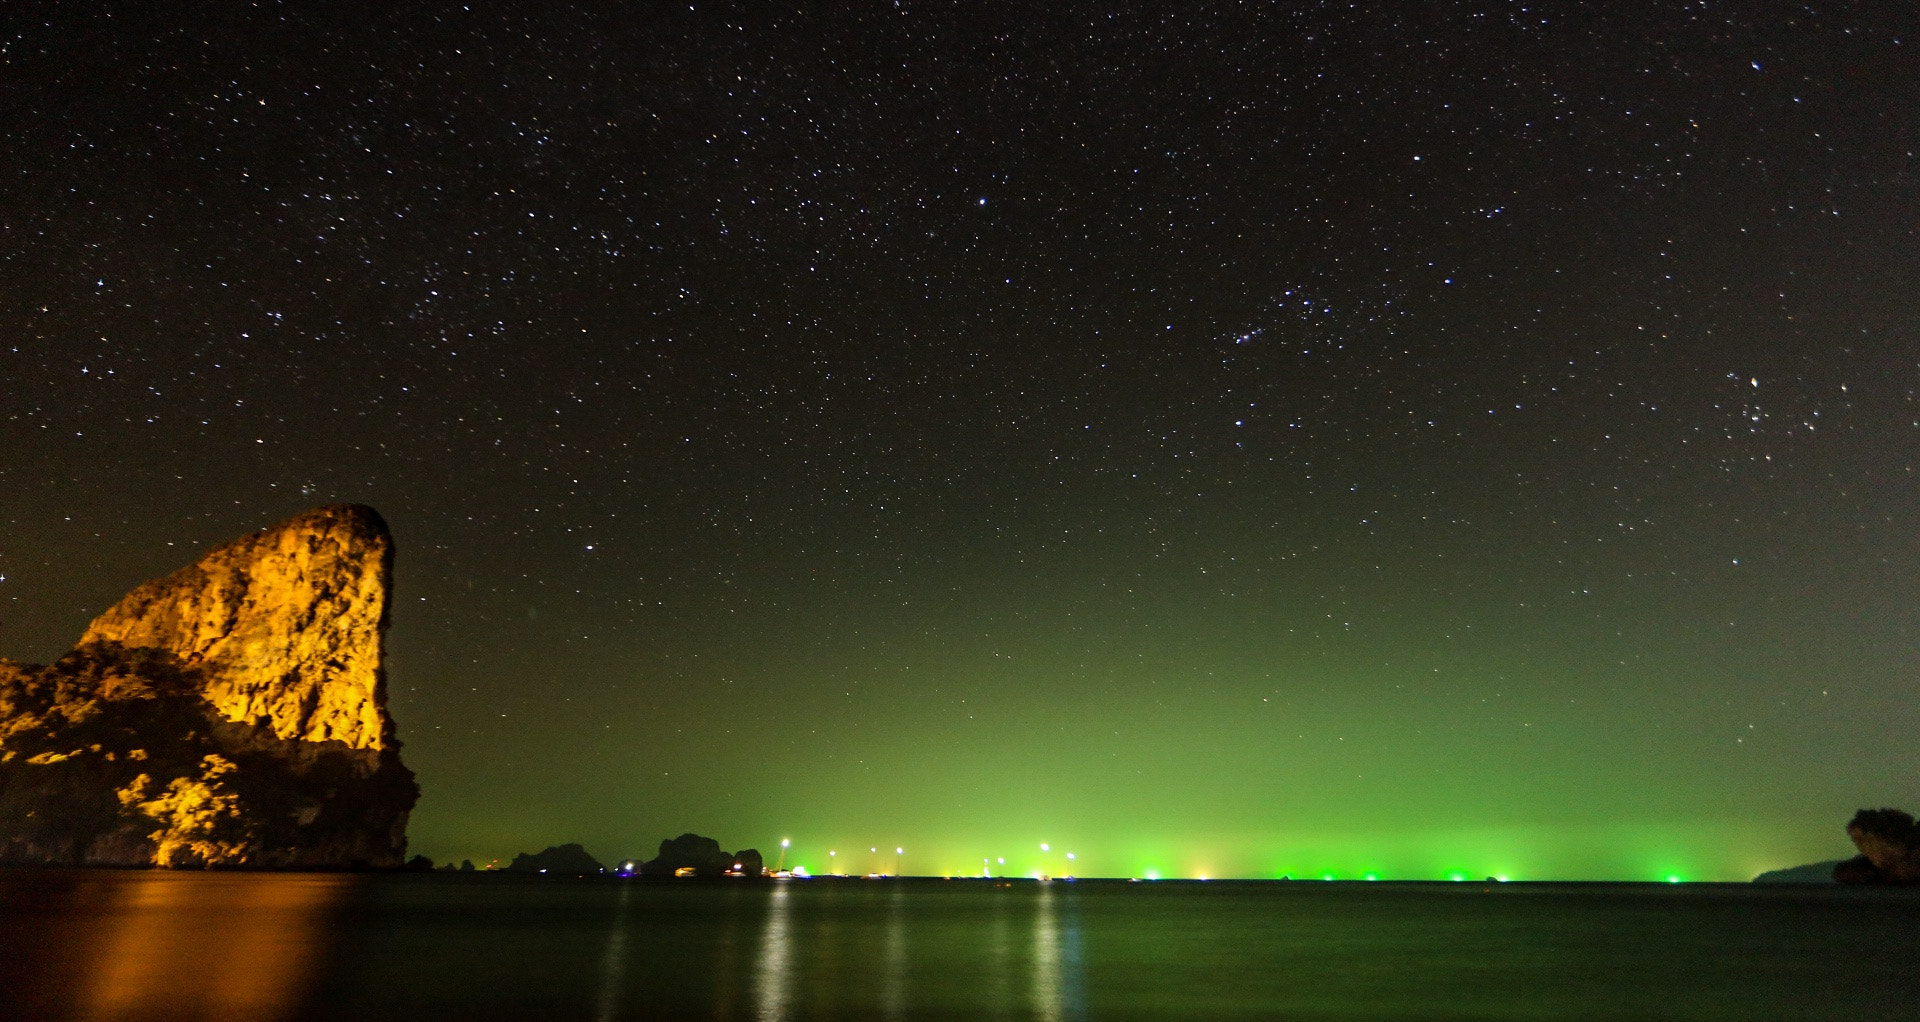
0 506 417 868
1834 808 1920 884
640 833 763 877
79 504 395 751
507 843 605 875
734 847 764 877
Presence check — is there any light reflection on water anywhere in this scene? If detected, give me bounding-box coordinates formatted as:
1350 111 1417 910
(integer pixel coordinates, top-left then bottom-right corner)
879 882 906 1020
81 872 345 1021
593 880 631 1022
3 873 1918 1020
752 880 790 1021
1032 881 1087 1022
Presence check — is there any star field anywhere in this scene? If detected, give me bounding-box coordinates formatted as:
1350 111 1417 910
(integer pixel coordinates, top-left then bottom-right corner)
3 3 1917 879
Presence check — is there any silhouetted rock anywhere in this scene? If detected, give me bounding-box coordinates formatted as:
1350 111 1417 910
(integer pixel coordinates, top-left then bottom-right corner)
639 833 763 877
1836 808 1920 884
0 506 418 868
507 843 604 874
1752 861 1841 884
641 833 731 876
1833 855 1882 884
734 847 764 876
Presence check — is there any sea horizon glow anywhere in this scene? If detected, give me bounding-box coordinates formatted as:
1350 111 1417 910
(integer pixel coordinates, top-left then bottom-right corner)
579 817 1828 883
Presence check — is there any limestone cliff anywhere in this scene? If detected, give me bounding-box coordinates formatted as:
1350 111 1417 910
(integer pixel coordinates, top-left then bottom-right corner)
0 506 418 868
80 504 394 751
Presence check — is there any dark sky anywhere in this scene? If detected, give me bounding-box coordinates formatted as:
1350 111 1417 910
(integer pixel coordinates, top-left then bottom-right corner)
4 2 1916 880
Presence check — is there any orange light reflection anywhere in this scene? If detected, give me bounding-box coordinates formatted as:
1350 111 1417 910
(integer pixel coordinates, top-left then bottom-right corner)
86 872 349 1021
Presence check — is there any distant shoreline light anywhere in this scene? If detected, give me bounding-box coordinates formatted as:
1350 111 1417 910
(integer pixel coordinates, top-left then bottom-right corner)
745 836 1704 882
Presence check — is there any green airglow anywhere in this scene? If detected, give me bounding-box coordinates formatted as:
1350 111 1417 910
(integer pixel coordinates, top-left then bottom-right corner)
412 594 1867 882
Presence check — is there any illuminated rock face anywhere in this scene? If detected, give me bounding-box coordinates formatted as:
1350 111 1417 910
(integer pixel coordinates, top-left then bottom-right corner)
80 504 395 751
0 506 417 868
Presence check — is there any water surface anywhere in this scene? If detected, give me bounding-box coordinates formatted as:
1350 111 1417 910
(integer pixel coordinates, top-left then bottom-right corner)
2 871 1914 1020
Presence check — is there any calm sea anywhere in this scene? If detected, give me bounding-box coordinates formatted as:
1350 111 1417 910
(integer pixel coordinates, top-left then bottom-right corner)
1 871 1914 1020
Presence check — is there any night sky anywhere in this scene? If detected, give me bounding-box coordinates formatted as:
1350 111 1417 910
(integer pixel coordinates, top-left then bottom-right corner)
5 3 1917 881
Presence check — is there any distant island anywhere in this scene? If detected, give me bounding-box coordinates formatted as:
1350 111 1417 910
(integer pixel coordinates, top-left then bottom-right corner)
638 833 764 877
506 843 605 875
1752 861 1841 884
495 829 764 879
489 835 767 879
0 506 418 868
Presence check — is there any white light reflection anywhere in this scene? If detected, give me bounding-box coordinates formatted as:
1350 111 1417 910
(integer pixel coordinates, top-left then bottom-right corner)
882 882 908 1020
1033 882 1086 1022
593 881 632 1022
755 880 793 1021
1034 882 1061 1022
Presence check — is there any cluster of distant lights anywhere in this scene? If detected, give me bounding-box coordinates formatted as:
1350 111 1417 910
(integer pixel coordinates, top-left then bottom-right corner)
629 839 1697 884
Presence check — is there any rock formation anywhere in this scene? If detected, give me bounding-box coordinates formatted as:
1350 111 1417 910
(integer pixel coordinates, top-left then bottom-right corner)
734 847 765 877
640 833 764 877
80 504 395 750
0 505 418 868
507 843 605 875
1833 808 1920 884
1751 861 1841 884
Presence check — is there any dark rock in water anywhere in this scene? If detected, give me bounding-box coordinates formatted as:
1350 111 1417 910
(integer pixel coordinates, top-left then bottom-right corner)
1752 861 1842 884
0 505 418 868
1833 855 1882 884
734 847 765 877
508 843 604 874
1836 808 1920 884
640 833 762 877
641 833 731 876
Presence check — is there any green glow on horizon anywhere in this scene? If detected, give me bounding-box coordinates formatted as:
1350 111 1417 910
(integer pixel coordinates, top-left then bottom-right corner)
779 853 1727 883
414 600 1873 882
430 727 1852 882
643 848 1770 885
496 824 1807 883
